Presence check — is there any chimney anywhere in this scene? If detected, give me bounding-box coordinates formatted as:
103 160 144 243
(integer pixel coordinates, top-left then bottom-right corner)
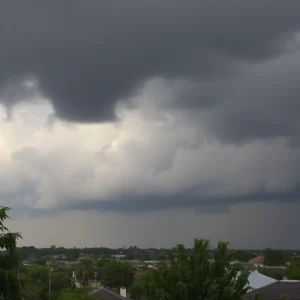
120 287 126 298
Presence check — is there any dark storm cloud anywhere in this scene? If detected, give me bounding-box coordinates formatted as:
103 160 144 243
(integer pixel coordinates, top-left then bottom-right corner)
41 187 300 216
1 0 300 124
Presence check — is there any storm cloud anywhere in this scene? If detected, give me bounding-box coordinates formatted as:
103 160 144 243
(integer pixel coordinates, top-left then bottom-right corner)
1 1 300 126
1 1 300 247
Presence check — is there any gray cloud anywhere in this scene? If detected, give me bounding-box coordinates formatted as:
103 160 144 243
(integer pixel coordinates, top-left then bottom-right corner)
43 186 300 216
5 120 300 216
1 0 300 234
1 0 300 126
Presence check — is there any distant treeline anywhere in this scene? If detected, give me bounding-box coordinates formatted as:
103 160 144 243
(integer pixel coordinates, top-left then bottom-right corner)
12 245 195 261
1 245 298 264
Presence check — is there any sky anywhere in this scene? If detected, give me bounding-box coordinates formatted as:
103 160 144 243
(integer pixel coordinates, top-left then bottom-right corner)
1 1 300 249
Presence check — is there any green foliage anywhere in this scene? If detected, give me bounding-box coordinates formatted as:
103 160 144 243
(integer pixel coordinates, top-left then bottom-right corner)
258 267 283 280
57 288 95 300
234 251 256 262
66 248 80 261
75 257 94 286
0 206 22 300
264 249 284 266
142 239 250 300
129 280 144 300
284 262 300 280
101 260 134 288
155 254 166 261
33 258 47 266
17 246 113 261
21 265 71 300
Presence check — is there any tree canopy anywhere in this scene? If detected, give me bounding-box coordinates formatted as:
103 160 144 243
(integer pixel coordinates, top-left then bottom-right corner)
21 265 71 300
264 249 284 266
101 260 134 288
57 288 95 300
75 257 94 286
258 267 284 280
0 206 22 300
284 258 300 280
233 251 256 262
142 239 250 300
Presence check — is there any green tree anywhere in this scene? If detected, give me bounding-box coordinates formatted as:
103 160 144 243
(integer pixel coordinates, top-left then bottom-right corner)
284 263 300 280
264 249 284 266
75 258 94 287
142 239 250 300
66 248 80 262
102 260 134 289
129 280 144 300
24 265 49 300
33 258 47 266
155 254 166 261
0 206 22 300
22 265 71 300
57 288 95 300
258 267 283 280
234 251 256 262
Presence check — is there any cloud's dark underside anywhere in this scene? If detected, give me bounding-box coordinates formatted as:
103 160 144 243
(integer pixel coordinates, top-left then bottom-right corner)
17 187 300 218
0 1 300 127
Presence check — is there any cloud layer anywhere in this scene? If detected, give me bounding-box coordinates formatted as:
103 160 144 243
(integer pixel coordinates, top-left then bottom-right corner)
1 72 300 215
1 1 300 124
1 2 300 247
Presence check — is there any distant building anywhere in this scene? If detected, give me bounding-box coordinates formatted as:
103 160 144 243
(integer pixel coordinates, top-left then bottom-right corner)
144 260 159 264
71 271 102 288
111 255 127 259
243 262 258 271
50 245 56 249
248 255 264 267
148 264 157 270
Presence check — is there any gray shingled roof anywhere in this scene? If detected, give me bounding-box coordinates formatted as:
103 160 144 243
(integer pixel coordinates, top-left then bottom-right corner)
244 281 300 300
89 287 129 300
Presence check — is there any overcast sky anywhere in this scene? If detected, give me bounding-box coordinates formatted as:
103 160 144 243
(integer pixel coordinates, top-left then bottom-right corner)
1 1 300 249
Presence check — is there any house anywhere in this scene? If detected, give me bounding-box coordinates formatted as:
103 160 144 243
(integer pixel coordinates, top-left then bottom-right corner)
247 271 277 290
71 270 102 288
112 255 127 259
244 280 300 300
249 256 264 267
243 262 258 271
144 260 159 264
89 287 129 299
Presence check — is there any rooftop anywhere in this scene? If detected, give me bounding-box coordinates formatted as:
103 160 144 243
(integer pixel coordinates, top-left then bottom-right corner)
247 271 277 290
244 281 300 300
89 287 129 300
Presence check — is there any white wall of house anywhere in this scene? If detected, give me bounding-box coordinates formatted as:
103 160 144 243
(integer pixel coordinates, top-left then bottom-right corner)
74 280 102 288
120 287 127 298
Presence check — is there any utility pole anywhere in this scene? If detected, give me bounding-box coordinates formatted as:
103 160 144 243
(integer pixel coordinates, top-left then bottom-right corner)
49 267 53 300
